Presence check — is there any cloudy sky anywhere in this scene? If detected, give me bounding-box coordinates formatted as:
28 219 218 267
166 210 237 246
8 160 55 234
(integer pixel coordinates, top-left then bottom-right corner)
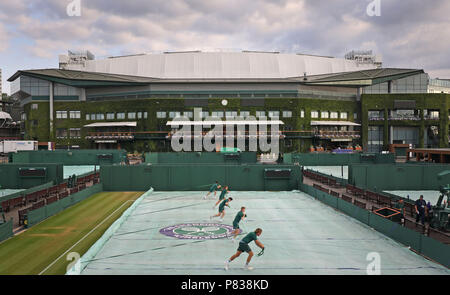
1 0 449 94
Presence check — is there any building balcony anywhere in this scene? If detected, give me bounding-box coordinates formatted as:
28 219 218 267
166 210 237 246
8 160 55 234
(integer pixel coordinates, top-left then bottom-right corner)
166 131 285 140
86 132 134 141
424 115 440 120
314 131 361 140
388 115 421 121
369 116 385 121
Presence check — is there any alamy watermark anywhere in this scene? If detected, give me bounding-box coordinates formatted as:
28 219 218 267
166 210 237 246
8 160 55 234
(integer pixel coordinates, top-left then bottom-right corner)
366 252 381 275
170 108 280 154
67 0 81 17
366 0 381 17
66 252 81 273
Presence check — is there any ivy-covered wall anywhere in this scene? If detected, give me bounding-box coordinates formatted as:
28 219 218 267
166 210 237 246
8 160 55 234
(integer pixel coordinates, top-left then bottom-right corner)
361 93 450 150
23 96 358 153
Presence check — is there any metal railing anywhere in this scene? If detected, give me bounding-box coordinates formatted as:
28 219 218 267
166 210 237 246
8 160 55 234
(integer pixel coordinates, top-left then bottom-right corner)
314 131 361 139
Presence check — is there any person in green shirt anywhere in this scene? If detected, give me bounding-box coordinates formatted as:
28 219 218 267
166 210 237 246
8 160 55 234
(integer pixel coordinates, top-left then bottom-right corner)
203 181 221 199
210 197 233 222
230 207 246 241
225 228 264 270
213 186 229 208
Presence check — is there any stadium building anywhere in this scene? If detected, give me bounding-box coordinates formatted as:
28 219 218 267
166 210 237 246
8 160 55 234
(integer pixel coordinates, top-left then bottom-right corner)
7 50 450 152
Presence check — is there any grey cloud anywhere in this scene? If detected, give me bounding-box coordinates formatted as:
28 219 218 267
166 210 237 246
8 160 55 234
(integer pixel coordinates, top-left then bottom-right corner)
1 0 449 78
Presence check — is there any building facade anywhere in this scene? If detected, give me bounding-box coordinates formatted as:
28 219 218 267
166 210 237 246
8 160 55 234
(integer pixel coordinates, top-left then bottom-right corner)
7 51 450 153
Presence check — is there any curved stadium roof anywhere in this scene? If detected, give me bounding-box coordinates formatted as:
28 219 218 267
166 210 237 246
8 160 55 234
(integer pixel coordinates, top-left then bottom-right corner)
65 51 378 79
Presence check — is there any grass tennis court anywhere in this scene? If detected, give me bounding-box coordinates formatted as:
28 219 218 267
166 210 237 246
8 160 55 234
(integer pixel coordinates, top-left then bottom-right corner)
75 190 449 275
0 191 143 275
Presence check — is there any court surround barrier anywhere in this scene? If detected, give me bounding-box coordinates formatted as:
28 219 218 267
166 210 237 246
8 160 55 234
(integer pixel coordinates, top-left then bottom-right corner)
0 219 13 243
10 150 127 165
100 164 301 191
26 184 103 228
0 163 64 189
284 153 395 166
144 152 257 164
348 164 450 191
300 183 450 269
66 187 152 275
0 181 54 203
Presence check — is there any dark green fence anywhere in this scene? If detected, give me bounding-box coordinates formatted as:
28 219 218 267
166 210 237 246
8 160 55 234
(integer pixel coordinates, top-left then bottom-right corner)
0 164 63 189
101 164 301 191
26 184 103 227
11 150 127 165
0 219 13 243
284 153 395 166
348 164 450 191
300 183 450 269
144 152 257 164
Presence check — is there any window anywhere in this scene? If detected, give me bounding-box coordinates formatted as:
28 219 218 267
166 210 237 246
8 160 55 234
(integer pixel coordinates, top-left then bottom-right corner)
117 112 125 119
31 104 38 110
156 112 166 119
90 114 96 120
106 113 115 120
425 110 440 119
240 111 250 118
226 111 237 118
201 111 209 119
56 128 67 138
137 112 142 119
96 113 105 120
311 111 319 118
330 112 338 119
256 111 266 118
369 110 383 119
268 111 280 118
56 111 67 119
300 110 305 118
354 113 358 119
69 128 81 139
211 111 224 118
282 111 292 118
21 113 27 121
128 112 136 119
183 111 193 118
340 112 348 119
69 111 81 119
169 111 181 118
144 112 148 119
321 111 329 119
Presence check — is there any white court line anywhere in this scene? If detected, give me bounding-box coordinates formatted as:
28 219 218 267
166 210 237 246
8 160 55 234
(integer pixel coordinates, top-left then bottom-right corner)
38 199 137 275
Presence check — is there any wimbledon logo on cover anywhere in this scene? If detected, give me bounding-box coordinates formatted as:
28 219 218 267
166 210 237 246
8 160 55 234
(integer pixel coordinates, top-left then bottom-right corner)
160 223 240 240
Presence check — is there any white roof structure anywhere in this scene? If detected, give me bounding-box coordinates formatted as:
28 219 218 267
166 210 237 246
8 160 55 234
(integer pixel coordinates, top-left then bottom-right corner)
84 122 137 127
61 51 377 79
0 111 12 120
166 120 284 126
311 121 361 126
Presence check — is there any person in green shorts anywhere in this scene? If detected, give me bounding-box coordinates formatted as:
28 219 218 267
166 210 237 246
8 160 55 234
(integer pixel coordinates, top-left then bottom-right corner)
225 228 264 270
204 181 221 199
213 186 229 208
230 207 246 241
210 197 233 222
